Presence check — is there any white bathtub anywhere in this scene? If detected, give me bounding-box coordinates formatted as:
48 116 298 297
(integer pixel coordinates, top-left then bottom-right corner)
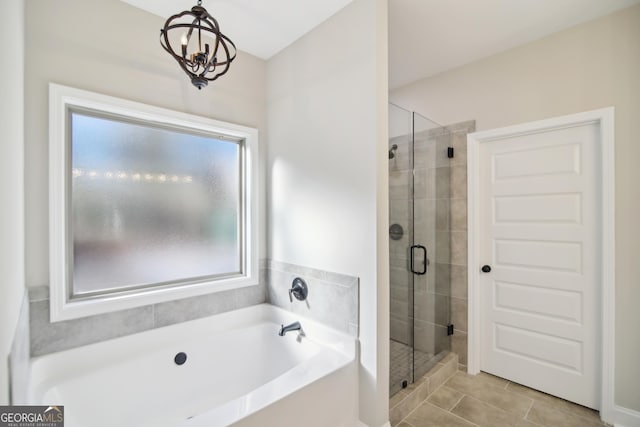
27 304 358 427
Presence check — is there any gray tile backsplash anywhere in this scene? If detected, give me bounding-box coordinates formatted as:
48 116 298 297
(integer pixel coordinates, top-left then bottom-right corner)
28 286 48 302
153 283 266 328
30 299 155 357
9 290 30 404
153 288 237 328
28 263 268 356
266 260 359 337
24 258 358 356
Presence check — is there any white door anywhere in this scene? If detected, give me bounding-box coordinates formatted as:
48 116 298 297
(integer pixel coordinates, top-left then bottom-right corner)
478 122 601 408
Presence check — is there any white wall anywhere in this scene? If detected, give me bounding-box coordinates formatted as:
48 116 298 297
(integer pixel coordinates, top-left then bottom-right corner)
0 0 25 404
266 0 389 425
24 0 268 289
391 4 640 413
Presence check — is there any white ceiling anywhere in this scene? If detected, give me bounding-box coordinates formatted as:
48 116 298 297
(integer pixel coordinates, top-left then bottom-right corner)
121 0 355 60
389 0 640 89
122 0 639 88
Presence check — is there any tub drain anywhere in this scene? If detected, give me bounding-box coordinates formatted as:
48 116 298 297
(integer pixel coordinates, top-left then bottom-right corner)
174 352 187 365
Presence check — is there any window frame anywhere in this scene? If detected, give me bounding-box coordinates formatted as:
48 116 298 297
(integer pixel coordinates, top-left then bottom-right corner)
49 83 259 322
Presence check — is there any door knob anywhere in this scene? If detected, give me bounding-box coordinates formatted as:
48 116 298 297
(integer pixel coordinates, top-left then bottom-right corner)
481 265 492 273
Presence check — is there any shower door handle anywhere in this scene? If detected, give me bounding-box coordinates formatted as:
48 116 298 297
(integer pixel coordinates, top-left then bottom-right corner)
410 245 427 275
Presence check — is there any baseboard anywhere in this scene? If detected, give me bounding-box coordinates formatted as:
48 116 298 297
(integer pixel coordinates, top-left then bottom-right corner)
610 404 640 427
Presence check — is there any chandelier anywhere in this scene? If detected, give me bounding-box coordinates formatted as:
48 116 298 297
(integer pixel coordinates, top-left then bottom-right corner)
160 0 237 90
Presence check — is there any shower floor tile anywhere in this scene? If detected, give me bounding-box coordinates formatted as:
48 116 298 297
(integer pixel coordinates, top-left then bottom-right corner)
390 340 434 395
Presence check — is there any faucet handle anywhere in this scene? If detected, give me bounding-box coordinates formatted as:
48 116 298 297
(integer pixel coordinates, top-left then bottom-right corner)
289 277 308 303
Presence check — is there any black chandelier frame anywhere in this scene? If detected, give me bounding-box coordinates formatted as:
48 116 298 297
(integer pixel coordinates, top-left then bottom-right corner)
160 0 237 89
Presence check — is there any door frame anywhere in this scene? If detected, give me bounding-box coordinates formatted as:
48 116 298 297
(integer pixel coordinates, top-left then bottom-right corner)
466 108 615 421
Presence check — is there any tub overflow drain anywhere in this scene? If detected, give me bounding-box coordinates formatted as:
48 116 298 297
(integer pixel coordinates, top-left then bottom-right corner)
174 352 187 365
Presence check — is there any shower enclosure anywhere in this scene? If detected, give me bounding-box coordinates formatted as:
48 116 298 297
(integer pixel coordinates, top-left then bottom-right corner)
389 103 452 396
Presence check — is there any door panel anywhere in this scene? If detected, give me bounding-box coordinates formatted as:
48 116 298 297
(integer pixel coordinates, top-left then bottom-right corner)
494 239 583 272
493 324 583 372
492 143 581 179
494 193 582 224
480 123 600 408
493 281 582 322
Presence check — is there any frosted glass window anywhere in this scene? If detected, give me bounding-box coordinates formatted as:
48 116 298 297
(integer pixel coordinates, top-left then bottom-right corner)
70 110 242 298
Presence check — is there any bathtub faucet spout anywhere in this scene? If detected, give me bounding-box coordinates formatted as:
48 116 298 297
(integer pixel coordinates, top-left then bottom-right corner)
278 321 303 337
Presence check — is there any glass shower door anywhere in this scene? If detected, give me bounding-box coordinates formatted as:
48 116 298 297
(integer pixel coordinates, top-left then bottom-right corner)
389 104 414 396
389 106 452 397
412 112 452 380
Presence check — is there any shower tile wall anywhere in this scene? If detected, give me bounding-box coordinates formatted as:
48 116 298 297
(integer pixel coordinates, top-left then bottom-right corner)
413 126 449 358
389 120 475 370
389 134 412 346
389 124 450 356
446 120 475 368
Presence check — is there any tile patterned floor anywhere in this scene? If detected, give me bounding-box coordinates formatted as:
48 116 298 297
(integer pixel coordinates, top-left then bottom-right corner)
391 353 459 425
396 370 609 427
